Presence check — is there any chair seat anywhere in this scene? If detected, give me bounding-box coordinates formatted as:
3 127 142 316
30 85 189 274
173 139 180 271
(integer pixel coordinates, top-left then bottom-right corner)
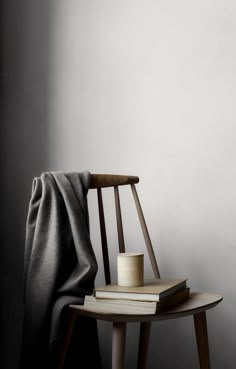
70 292 223 323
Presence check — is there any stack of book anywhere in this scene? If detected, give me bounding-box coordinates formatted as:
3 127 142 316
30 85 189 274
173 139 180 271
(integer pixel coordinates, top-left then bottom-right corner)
84 278 190 315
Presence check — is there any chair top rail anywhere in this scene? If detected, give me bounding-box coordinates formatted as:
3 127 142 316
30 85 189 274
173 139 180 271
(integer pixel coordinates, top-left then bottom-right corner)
90 174 139 189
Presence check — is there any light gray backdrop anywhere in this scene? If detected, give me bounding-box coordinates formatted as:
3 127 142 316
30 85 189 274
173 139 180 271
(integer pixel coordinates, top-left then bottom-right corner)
1 1 235 368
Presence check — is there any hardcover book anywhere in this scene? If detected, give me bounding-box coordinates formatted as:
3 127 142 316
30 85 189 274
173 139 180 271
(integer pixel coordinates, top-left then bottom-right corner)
94 278 187 302
85 287 190 314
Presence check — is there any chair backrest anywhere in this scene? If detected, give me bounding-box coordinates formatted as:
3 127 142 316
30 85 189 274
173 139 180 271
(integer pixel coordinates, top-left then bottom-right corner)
89 174 161 285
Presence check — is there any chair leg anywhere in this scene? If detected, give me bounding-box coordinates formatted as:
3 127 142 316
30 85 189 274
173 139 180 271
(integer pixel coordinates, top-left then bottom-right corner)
57 310 77 369
112 322 127 369
137 322 151 369
194 311 211 369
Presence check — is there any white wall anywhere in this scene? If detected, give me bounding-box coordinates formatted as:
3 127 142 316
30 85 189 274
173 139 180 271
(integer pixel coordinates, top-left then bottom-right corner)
49 1 236 368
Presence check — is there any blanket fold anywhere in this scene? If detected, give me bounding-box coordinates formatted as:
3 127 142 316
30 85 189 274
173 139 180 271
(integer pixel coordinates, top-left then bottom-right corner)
20 171 101 369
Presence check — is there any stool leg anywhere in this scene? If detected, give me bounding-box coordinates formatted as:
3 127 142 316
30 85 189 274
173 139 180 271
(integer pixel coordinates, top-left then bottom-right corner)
194 311 211 369
137 322 151 369
112 322 127 369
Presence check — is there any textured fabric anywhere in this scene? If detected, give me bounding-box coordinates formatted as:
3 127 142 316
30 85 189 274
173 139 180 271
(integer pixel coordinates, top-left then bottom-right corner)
20 171 101 369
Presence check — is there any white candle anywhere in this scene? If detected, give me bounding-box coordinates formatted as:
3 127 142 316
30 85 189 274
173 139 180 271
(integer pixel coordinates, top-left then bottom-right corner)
117 252 144 287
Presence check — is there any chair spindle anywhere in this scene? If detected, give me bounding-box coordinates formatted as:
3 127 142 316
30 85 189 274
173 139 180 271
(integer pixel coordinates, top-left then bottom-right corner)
97 188 111 285
114 186 125 253
131 184 160 279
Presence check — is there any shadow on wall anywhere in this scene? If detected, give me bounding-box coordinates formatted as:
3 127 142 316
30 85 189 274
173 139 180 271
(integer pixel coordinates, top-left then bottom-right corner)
0 1 53 368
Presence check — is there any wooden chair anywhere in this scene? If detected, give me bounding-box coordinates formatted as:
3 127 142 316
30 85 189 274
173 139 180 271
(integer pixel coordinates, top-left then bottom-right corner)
59 174 222 369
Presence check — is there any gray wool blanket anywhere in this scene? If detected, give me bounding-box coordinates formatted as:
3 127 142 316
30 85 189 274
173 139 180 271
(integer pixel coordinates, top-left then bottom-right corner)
20 171 101 369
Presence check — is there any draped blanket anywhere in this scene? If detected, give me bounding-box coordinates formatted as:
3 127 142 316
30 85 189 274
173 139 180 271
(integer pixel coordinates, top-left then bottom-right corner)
20 171 101 369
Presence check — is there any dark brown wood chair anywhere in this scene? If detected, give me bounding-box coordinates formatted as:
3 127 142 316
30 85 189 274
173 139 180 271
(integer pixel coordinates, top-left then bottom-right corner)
59 174 222 369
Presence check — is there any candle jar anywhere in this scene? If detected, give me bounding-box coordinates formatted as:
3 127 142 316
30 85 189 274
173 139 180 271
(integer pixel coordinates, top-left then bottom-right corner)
117 252 144 287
